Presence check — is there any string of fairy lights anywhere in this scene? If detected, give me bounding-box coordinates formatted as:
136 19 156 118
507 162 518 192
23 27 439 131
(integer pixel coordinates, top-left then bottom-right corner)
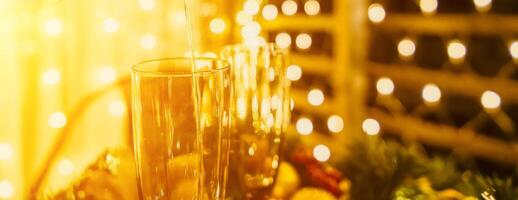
365 0 518 137
211 0 336 163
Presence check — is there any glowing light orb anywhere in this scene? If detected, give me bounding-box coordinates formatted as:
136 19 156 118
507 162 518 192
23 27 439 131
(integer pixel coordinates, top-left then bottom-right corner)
236 11 252 25
447 40 466 62
102 18 119 33
287 65 302 81
243 0 260 15
422 84 442 104
109 100 125 117
262 4 278 21
99 67 117 83
0 180 13 199
362 118 380 136
48 112 67 129
241 21 261 38
276 32 292 49
140 34 157 50
368 3 385 23
398 38 416 57
44 18 63 36
296 33 312 50
0 143 13 161
138 0 155 11
376 77 394 95
42 69 61 85
313 144 331 162
282 0 298 16
304 0 321 16
308 89 324 106
481 90 501 110
57 159 75 176
327 115 344 133
420 0 438 15
296 118 313 135
474 0 492 13
509 41 518 59
209 18 226 34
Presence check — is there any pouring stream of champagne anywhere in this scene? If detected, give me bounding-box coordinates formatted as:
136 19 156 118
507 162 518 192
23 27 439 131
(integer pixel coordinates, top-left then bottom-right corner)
184 0 204 199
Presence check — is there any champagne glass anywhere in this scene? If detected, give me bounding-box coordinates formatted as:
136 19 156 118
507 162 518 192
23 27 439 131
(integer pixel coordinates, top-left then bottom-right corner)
221 43 290 199
132 57 231 200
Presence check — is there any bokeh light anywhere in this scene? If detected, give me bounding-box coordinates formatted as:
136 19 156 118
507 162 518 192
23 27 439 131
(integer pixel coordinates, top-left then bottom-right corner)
282 0 298 16
313 144 331 162
308 89 324 106
447 40 467 62
474 0 492 13
296 33 312 50
102 18 119 33
244 36 266 48
368 3 386 23
109 100 126 117
262 4 279 21
398 38 416 58
0 143 13 161
376 77 395 95
0 180 13 199
362 118 380 136
420 0 438 15
304 0 321 16
48 112 67 129
276 32 292 48
481 90 501 110
296 118 313 135
44 18 63 36
243 0 260 15
241 21 261 38
42 69 61 85
209 18 226 34
287 64 302 81
99 67 117 83
509 41 518 59
236 11 252 25
140 34 157 50
57 159 75 176
327 115 344 133
138 0 155 11
422 83 442 104
169 11 187 27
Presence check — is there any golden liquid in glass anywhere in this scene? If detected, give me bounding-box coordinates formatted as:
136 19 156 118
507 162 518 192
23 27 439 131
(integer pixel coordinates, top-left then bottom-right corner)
132 59 231 200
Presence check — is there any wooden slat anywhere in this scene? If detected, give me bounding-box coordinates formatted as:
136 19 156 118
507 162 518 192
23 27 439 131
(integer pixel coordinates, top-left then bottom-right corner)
262 15 335 32
367 62 518 103
369 108 518 166
378 14 518 35
291 53 333 76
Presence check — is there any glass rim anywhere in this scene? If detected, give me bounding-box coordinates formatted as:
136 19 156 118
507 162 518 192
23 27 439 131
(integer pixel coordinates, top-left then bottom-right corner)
221 42 285 55
132 57 230 77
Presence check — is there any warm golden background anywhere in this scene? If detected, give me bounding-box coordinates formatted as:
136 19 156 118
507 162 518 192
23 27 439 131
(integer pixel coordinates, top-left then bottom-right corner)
2 0 518 199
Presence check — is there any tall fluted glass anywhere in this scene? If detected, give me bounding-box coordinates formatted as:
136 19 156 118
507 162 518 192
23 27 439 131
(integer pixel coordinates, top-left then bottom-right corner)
221 44 290 199
131 58 231 200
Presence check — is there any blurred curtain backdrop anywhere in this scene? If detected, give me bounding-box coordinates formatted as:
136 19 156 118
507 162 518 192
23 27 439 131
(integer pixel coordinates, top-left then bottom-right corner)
0 0 202 198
